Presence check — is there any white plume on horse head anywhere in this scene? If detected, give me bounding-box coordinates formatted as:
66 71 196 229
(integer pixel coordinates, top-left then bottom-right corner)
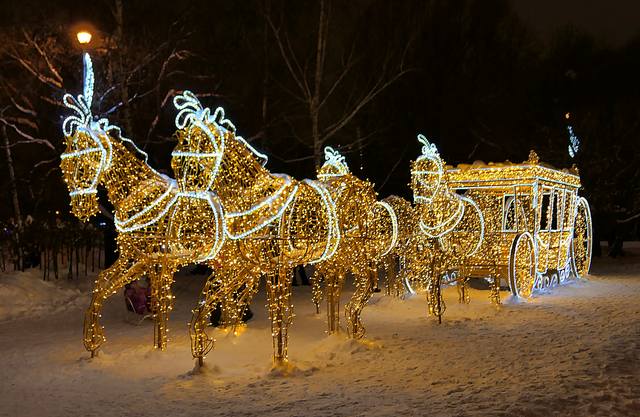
323 146 349 174
173 90 211 129
417 134 440 161
173 90 235 133
62 53 95 137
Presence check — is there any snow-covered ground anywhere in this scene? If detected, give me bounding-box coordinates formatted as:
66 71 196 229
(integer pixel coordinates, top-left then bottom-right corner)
1 247 639 417
0 269 87 322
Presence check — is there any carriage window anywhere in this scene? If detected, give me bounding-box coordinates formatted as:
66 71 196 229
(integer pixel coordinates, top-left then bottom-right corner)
503 196 516 231
540 192 560 231
540 193 551 230
551 193 560 230
455 188 468 196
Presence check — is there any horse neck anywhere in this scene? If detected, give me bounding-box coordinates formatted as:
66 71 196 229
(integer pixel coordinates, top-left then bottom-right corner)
100 140 158 210
338 174 375 222
213 138 282 208
419 182 460 221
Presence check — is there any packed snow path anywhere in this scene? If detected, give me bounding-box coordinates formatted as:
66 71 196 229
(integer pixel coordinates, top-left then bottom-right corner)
1 250 639 417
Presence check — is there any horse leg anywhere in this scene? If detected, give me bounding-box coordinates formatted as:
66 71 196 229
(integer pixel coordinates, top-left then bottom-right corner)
384 257 395 296
457 273 470 304
266 265 294 365
310 268 324 314
427 274 446 324
190 269 226 365
426 256 446 323
189 268 252 365
222 271 260 331
148 261 177 350
83 258 145 356
345 269 374 339
489 274 501 305
325 267 345 334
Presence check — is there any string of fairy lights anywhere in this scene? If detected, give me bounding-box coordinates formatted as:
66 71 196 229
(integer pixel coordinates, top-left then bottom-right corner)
59 53 593 365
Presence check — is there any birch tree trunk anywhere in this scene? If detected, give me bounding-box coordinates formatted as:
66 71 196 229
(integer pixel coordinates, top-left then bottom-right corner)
2 125 23 269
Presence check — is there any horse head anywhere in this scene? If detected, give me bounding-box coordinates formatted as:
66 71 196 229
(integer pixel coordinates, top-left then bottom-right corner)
172 91 268 195
411 134 446 204
317 146 376 235
60 54 113 221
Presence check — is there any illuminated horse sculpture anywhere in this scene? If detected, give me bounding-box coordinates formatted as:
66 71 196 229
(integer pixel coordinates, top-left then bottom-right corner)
311 147 398 338
173 92 340 366
410 134 485 321
62 56 338 366
60 55 226 356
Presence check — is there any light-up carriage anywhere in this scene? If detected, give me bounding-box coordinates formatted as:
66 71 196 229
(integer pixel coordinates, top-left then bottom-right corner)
445 150 593 298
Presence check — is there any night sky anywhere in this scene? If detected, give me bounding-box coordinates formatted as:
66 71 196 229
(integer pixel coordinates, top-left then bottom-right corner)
512 0 640 46
0 0 639 239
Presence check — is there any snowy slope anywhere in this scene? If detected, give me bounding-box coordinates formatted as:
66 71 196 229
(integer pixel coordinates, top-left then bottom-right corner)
0 269 88 322
0 248 639 417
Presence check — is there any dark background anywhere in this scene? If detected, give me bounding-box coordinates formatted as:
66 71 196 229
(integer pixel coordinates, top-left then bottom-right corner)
0 0 639 249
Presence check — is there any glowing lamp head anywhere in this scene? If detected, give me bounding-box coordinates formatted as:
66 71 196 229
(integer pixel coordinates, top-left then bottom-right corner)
76 31 92 45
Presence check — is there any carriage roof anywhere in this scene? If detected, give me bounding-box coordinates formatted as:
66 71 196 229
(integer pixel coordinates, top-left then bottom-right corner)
444 151 581 191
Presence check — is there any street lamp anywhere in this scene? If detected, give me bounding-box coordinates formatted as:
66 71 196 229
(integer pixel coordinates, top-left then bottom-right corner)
76 31 92 45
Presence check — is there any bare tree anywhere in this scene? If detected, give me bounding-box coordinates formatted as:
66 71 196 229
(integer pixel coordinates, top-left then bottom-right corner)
265 0 412 167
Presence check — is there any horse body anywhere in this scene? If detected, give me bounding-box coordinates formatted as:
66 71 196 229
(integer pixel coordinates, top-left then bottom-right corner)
174 94 339 364
61 122 229 353
311 148 377 336
311 147 401 338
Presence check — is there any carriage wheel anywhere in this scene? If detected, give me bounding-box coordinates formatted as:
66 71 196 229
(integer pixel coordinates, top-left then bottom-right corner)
508 232 536 298
571 197 593 278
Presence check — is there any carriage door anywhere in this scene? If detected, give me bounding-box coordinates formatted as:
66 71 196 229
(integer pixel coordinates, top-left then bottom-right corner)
538 187 562 273
538 188 553 272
